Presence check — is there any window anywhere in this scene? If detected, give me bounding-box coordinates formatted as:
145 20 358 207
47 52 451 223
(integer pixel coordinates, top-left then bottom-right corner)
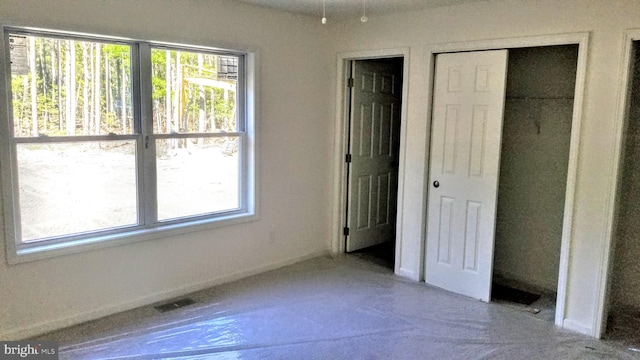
0 29 255 261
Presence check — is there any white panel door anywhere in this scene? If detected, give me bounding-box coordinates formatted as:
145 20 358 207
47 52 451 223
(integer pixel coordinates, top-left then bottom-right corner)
425 50 508 302
346 60 402 252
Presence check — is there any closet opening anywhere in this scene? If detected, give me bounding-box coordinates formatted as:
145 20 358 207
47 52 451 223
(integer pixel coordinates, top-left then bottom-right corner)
491 45 579 322
606 40 640 346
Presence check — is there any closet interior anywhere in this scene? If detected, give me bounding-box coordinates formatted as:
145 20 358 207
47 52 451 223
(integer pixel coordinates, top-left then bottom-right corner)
491 45 579 321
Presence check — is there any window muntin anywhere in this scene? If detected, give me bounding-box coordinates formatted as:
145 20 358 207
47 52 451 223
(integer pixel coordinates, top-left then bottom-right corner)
2 29 251 254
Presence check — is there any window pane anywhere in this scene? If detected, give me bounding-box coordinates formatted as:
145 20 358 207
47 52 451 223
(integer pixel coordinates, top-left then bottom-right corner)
17 141 138 242
151 48 238 134
9 34 132 137
156 137 240 221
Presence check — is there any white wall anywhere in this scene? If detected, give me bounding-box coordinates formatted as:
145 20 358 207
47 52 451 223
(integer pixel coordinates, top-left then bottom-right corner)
0 0 334 339
328 0 640 336
611 44 640 312
493 46 577 292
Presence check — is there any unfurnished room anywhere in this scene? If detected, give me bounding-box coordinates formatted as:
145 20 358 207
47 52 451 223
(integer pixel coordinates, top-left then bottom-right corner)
1 0 640 358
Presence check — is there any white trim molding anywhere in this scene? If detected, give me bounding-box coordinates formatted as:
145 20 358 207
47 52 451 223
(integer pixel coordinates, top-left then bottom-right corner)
595 28 640 339
331 47 412 278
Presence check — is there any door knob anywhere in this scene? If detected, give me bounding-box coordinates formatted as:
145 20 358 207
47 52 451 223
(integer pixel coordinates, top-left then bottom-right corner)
433 181 440 188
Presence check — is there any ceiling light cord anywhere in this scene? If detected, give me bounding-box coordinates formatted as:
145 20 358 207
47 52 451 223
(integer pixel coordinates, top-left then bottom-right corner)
322 0 327 24
361 0 368 22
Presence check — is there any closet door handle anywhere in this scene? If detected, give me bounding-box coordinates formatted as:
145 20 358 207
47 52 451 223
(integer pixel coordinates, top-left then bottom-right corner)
433 181 440 188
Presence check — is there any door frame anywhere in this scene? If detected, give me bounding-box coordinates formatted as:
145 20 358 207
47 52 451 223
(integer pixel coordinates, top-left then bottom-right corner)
423 33 589 331
598 28 640 338
331 48 409 272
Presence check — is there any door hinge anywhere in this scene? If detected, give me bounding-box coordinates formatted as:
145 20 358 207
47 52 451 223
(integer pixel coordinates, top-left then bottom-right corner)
345 154 352 163
343 227 350 236
348 77 354 88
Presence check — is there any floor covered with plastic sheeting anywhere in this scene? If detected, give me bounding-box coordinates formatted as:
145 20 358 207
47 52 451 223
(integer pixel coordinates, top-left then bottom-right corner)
38 255 639 359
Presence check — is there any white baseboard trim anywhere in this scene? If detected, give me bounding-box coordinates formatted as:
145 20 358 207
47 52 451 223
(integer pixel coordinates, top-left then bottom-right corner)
1 249 330 340
395 267 418 281
562 318 593 336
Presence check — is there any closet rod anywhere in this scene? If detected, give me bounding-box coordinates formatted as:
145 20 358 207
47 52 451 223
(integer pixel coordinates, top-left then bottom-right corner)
506 96 574 100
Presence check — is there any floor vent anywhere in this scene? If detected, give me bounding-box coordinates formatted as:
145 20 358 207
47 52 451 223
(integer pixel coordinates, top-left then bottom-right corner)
154 298 196 313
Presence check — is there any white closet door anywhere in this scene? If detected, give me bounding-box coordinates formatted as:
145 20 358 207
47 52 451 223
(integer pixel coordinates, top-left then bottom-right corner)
425 50 508 302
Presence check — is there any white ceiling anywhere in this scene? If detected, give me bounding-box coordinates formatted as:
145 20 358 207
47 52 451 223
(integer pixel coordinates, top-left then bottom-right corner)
233 0 486 19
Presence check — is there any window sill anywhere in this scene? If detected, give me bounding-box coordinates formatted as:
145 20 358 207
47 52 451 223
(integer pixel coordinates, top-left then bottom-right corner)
7 211 258 265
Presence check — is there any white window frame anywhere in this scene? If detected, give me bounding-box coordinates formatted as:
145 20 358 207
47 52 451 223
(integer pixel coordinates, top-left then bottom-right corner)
0 26 258 264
